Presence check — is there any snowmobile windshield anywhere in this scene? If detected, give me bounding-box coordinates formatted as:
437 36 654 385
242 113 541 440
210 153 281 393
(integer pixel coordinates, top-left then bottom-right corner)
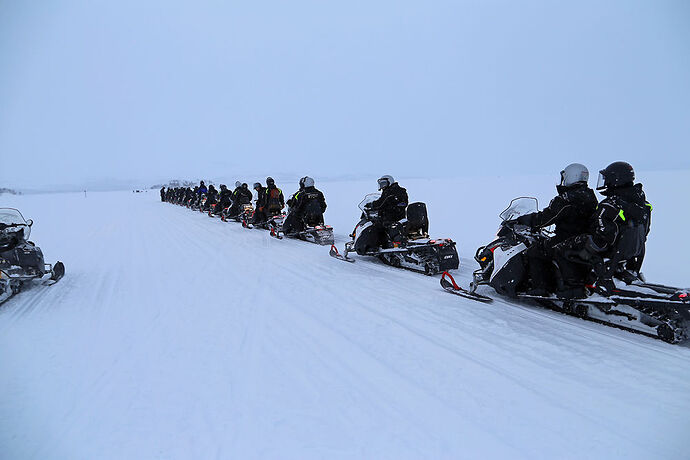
499 197 538 221
0 208 31 241
358 193 382 212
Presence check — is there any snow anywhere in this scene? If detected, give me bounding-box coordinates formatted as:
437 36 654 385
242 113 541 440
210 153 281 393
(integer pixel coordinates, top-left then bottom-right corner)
1 173 689 459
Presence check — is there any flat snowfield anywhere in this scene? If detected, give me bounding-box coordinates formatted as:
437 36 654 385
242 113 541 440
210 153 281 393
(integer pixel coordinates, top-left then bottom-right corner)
1 175 689 459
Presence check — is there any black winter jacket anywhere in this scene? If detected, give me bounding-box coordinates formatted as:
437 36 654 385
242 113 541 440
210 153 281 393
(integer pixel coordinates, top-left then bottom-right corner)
370 182 408 223
517 182 598 244
591 183 651 252
290 186 327 217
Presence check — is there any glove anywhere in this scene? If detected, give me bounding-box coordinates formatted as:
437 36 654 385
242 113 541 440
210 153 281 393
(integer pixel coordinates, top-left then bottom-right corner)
516 215 533 226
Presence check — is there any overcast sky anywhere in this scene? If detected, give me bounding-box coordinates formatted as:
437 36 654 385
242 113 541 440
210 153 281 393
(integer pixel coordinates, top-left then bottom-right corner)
1 0 688 190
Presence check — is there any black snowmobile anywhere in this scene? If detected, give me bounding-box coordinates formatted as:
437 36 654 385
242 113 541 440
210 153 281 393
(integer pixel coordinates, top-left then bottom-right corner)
330 193 459 275
243 211 286 235
443 197 690 343
222 203 255 223
279 222 334 245
270 200 334 245
0 208 64 305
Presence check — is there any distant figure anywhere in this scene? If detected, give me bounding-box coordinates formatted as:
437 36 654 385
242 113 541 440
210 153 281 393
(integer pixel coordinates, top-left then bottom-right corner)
160 187 166 202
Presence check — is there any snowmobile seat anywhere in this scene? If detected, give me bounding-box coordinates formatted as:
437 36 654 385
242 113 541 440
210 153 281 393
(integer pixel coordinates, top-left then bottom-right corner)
405 202 429 239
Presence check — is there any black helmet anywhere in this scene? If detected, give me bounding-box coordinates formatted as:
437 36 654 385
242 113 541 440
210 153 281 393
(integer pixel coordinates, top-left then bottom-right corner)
220 184 227 190
200 180 205 186
266 177 275 187
242 183 248 189
253 182 261 190
597 161 635 191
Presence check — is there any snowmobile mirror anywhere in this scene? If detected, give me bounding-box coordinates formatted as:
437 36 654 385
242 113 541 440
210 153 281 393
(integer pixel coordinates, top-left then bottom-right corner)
26 219 33 227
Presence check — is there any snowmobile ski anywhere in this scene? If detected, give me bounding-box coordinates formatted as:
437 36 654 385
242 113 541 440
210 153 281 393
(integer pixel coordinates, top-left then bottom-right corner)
329 245 355 263
440 272 493 303
43 261 66 286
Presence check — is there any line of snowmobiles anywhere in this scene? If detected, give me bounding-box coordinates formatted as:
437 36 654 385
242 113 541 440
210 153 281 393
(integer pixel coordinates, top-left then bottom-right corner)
0 208 64 306
167 191 336 247
439 197 689 344
164 189 688 344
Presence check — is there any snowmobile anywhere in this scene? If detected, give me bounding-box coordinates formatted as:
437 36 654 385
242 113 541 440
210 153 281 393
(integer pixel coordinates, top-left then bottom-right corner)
0 208 64 305
221 203 254 223
444 197 690 343
330 193 459 275
269 203 334 245
280 223 334 245
199 194 211 212
243 210 286 235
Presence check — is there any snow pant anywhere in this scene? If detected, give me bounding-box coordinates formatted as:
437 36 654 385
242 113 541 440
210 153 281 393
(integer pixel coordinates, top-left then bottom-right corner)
252 209 268 224
524 240 556 292
282 212 324 235
552 235 602 289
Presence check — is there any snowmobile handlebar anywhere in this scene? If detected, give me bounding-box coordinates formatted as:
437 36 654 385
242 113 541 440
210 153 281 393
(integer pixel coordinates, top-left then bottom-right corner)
0 222 28 231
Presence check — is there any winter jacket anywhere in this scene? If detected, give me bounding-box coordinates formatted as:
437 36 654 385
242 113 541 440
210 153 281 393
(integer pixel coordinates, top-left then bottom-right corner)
233 186 253 205
254 186 268 210
265 185 285 213
591 183 651 255
517 182 598 244
289 186 327 217
370 182 408 223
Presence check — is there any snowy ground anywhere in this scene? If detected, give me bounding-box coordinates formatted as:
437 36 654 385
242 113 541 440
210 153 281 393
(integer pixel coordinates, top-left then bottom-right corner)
1 173 689 459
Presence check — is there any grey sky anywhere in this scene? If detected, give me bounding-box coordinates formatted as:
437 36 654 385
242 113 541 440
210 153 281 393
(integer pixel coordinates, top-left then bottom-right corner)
1 0 688 189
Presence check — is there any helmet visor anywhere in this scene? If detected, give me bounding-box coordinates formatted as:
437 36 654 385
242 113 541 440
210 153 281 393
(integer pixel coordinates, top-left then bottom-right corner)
377 178 389 190
596 172 606 190
559 170 566 187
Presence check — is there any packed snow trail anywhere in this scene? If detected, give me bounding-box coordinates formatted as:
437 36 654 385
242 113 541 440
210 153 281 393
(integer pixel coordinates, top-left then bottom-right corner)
1 186 689 459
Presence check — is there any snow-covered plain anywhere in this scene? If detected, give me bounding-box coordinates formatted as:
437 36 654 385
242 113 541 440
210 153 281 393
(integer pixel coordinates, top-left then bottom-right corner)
1 173 689 459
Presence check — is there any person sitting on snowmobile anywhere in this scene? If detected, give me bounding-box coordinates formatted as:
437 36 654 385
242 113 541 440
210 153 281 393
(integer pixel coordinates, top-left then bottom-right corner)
264 177 285 216
198 181 208 196
224 182 245 217
204 184 219 210
160 187 166 202
368 175 408 224
214 184 232 214
251 182 269 224
364 175 409 245
282 176 327 234
515 163 598 296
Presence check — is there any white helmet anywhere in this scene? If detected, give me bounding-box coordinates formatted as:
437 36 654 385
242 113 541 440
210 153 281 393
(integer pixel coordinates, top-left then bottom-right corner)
235 181 242 188
302 176 315 188
560 163 589 187
377 175 395 190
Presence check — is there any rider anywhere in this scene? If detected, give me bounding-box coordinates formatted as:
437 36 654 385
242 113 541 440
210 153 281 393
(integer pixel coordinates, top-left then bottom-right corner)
580 162 652 290
516 163 598 296
228 182 253 217
365 175 408 247
197 181 208 196
264 177 285 217
282 176 327 234
251 182 268 224
215 184 232 214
